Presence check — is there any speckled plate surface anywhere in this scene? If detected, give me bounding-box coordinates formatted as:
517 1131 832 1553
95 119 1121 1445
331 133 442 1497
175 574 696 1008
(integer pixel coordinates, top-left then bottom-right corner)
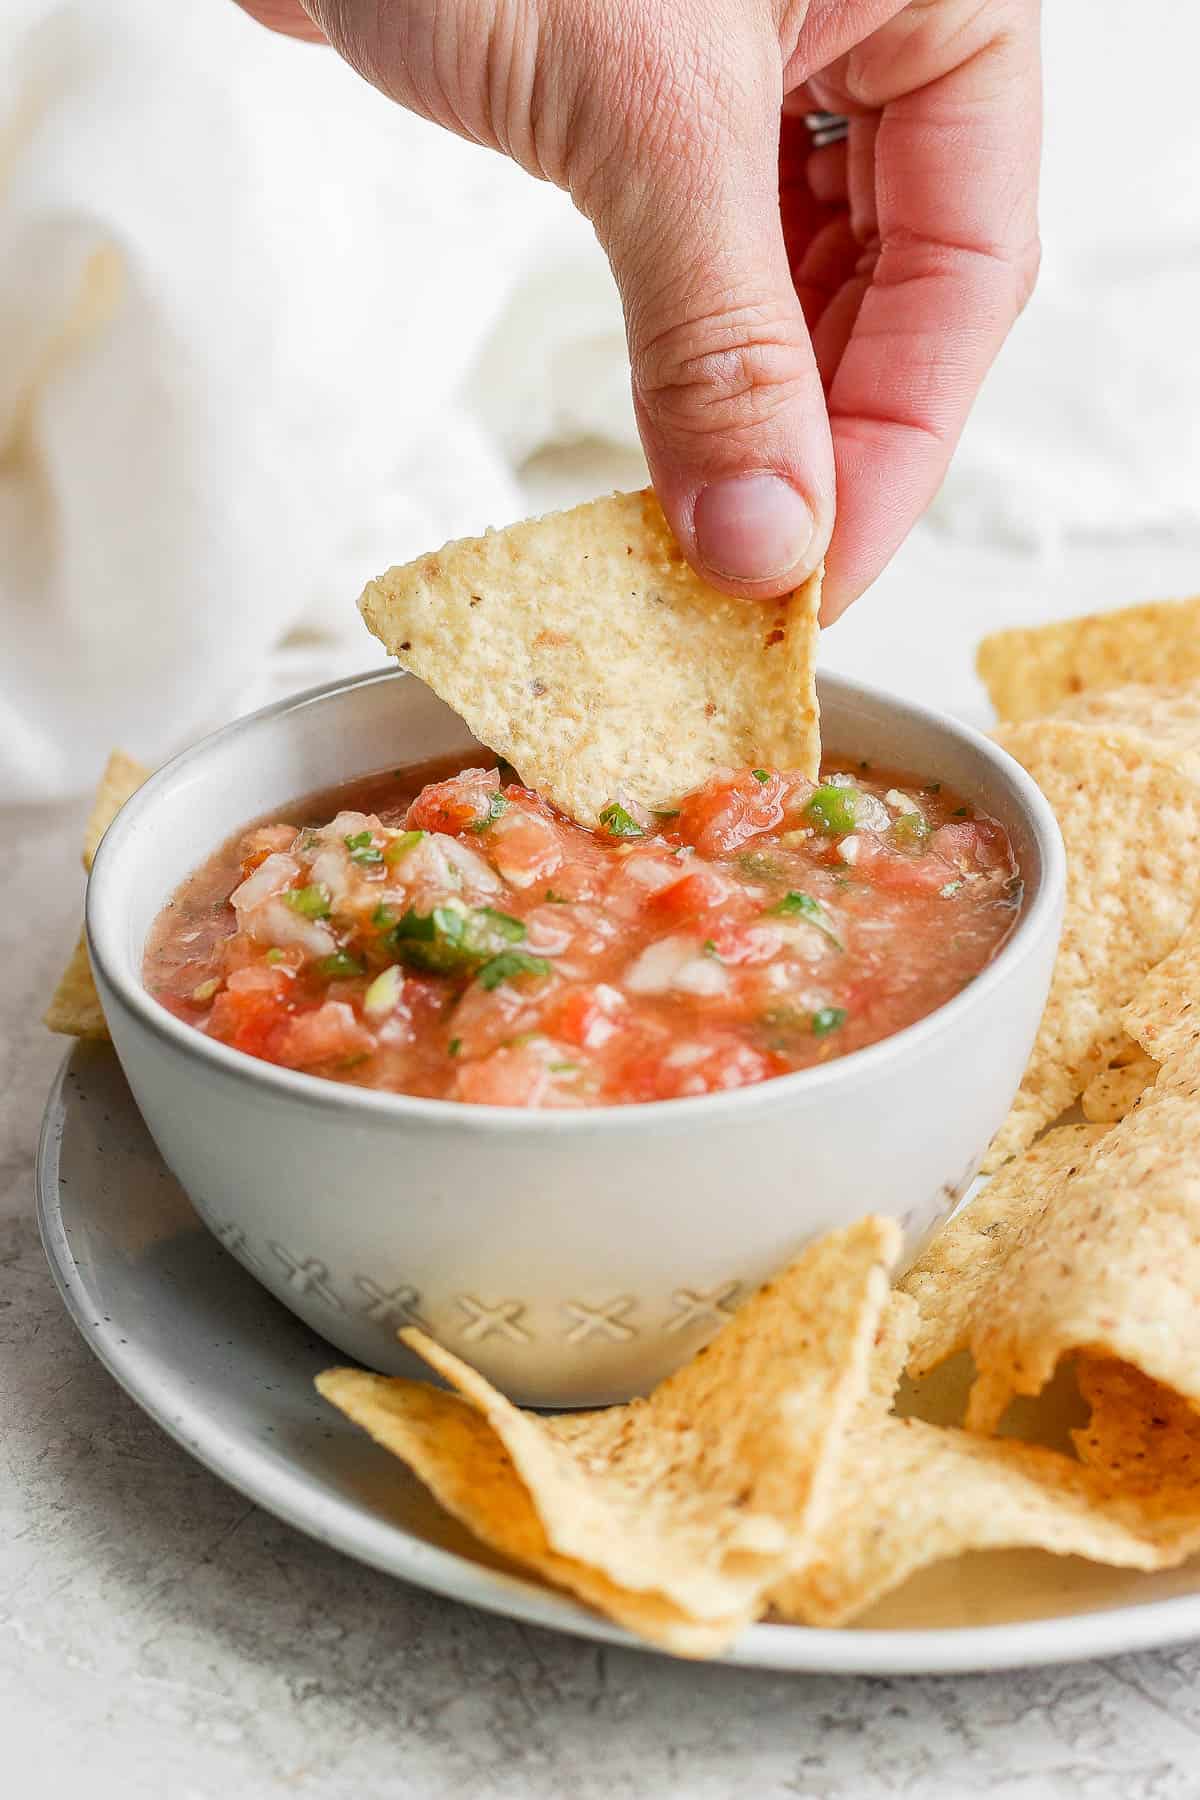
37 1044 1200 1676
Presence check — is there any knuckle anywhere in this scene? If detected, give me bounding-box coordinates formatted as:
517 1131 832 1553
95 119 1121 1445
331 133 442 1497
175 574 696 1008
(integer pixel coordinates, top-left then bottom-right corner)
1014 233 1042 313
632 305 812 438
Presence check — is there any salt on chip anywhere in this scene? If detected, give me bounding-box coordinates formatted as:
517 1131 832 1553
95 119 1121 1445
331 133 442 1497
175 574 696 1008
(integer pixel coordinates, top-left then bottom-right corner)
967 1038 1200 1431
45 750 149 1040
358 489 822 826
320 1217 898 1650
899 1125 1108 1380
985 718 1200 1167
315 1372 739 1655
977 595 1200 723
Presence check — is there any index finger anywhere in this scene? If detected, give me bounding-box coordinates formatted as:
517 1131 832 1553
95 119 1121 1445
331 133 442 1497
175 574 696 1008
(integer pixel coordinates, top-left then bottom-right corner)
820 8 1043 622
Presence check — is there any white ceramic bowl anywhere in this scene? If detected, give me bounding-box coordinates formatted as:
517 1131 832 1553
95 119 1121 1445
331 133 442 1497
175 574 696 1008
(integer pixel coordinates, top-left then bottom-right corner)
87 669 1064 1406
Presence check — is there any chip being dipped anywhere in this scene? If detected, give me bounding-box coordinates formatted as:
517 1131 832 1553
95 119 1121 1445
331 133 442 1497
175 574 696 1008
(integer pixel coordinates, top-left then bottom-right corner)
358 489 822 827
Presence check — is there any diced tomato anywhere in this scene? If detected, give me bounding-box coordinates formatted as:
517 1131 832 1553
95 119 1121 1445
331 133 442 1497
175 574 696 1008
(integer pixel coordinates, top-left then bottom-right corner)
540 983 624 1050
489 807 565 888
928 818 1011 874
705 918 785 966
272 1001 375 1070
647 865 744 923
405 767 500 834
207 974 291 1058
676 769 786 856
455 1044 551 1107
850 834 956 895
448 978 552 1059
620 1034 772 1101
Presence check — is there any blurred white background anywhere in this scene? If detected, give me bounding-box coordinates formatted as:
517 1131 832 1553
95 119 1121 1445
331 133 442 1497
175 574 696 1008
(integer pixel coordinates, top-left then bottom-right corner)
3 0 1200 795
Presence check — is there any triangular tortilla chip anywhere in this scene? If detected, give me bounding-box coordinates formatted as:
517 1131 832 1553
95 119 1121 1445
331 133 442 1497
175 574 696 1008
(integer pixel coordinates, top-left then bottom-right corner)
314 1372 739 1655
46 750 149 1039
358 489 821 825
82 749 148 870
985 714 1200 1167
977 595 1200 723
904 1028 1200 1433
772 1300 1198 1627
320 1217 898 1650
899 1125 1108 1380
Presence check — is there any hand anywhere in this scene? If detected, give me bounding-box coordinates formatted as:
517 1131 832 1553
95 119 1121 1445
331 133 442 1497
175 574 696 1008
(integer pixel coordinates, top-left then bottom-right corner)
236 0 1041 621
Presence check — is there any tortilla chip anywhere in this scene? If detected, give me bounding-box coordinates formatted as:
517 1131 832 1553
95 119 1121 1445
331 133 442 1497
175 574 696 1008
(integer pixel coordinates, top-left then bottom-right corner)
1074 1357 1200 1532
1080 1052 1159 1122
315 1372 738 1655
899 1125 1108 1380
1123 909 1200 1066
358 489 822 826
46 750 149 1040
967 1038 1200 1430
977 595 1200 723
771 1296 1187 1626
984 719 1200 1167
83 748 148 869
402 1217 895 1622
43 932 110 1039
320 1218 898 1648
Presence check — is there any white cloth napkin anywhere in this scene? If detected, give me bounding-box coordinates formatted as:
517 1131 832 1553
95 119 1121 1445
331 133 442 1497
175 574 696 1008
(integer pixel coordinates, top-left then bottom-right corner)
3 0 1199 798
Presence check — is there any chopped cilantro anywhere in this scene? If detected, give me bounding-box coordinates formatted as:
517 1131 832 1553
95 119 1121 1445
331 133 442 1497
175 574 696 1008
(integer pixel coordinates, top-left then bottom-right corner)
812 1006 847 1036
768 891 843 950
372 904 396 929
476 951 553 991
284 883 332 919
652 807 681 821
543 889 568 903
447 1037 463 1057
597 801 644 839
702 938 719 957
953 806 970 818
751 769 770 783
344 830 373 849
469 792 509 833
264 947 286 965
318 951 365 979
805 785 860 836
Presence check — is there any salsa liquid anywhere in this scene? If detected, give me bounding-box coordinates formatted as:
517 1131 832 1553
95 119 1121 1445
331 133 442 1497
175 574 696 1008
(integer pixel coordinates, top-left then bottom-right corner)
144 756 1021 1107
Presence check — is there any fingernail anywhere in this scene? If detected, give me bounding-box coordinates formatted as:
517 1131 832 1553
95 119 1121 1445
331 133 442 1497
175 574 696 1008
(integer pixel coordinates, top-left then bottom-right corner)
693 475 815 584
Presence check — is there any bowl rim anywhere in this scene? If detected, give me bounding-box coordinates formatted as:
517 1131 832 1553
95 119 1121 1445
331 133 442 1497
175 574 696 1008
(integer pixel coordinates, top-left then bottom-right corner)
87 665 1065 1137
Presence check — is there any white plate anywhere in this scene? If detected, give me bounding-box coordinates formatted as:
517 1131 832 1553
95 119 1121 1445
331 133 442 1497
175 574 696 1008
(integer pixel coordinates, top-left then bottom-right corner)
37 1044 1200 1675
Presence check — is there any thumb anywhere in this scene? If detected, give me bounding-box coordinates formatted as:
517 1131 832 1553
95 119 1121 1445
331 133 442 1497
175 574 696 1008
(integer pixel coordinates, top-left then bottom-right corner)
594 66 835 598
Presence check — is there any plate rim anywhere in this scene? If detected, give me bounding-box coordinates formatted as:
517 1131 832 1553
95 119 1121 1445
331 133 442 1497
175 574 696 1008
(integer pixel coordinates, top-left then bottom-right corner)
36 1049 1200 1677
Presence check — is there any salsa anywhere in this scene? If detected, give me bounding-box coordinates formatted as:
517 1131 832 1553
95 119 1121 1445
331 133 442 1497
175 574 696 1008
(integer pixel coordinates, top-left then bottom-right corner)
144 758 1021 1107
